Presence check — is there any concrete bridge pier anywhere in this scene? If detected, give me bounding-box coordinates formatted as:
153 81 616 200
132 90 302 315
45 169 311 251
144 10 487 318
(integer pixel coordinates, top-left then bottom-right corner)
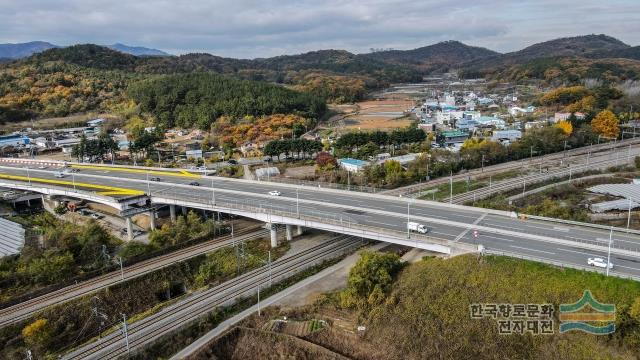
285 224 293 241
269 223 278 248
125 217 134 241
169 205 176 223
296 225 303 236
181 206 187 216
148 210 156 230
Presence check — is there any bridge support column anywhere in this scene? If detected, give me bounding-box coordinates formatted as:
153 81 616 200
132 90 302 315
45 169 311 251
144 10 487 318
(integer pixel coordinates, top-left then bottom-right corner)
269 223 278 248
125 217 134 241
181 206 187 216
296 225 303 237
148 210 156 230
285 224 293 241
169 205 176 222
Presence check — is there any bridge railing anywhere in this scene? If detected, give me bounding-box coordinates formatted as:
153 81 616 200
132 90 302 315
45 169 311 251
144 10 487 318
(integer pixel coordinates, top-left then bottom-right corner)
150 188 460 250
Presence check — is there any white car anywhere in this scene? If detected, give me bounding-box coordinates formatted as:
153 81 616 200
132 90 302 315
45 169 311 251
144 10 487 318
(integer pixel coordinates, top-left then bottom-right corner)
268 190 281 196
587 257 613 269
37 165 47 169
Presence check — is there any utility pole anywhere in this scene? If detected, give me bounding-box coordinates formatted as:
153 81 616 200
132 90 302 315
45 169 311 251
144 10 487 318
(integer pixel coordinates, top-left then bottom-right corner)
481 154 485 173
268 250 272 287
530 146 534 162
116 257 124 281
257 286 261 316
121 313 130 356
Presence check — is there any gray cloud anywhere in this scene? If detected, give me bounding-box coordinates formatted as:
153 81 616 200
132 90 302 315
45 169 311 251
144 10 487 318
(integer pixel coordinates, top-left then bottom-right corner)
0 0 638 58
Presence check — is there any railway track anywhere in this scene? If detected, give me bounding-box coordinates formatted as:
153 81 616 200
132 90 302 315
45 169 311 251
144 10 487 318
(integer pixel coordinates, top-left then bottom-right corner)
384 137 640 197
0 226 267 327
448 153 637 204
63 234 362 359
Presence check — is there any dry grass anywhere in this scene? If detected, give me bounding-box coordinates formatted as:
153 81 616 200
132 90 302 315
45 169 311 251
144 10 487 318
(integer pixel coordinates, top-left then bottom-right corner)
330 98 416 132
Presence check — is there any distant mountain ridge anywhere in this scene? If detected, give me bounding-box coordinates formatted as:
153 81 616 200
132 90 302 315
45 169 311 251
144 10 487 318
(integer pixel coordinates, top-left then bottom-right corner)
360 40 499 72
107 43 170 56
0 41 170 59
462 34 631 71
0 41 58 59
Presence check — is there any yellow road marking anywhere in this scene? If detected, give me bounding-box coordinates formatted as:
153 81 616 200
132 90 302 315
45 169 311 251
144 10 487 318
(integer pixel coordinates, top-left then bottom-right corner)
0 174 144 196
70 164 200 178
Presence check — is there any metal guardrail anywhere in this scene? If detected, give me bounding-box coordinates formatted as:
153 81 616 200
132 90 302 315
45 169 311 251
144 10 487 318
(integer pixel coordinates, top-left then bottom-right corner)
256 176 380 194
484 249 640 282
150 189 456 249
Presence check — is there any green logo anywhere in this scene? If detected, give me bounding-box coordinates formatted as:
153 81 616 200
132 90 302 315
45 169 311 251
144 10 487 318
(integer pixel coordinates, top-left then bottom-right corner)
559 290 615 334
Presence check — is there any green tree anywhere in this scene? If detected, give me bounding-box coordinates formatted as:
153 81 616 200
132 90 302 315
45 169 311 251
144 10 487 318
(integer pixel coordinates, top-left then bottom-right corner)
340 251 403 310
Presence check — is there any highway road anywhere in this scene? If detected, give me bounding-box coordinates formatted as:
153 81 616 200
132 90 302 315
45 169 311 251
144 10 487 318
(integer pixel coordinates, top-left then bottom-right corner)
1 160 640 279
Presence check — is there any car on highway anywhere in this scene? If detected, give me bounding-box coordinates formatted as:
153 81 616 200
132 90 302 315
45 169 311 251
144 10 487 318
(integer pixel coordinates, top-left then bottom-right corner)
189 181 200 186
149 177 161 182
90 213 104 220
54 171 65 178
37 165 47 169
227 159 238 165
587 257 613 269
268 190 281 196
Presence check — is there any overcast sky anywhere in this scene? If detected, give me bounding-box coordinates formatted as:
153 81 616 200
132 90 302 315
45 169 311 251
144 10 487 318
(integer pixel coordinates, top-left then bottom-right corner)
1 0 638 58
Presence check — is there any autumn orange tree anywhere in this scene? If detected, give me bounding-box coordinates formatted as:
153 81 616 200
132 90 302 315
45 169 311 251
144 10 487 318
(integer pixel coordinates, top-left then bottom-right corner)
591 110 620 138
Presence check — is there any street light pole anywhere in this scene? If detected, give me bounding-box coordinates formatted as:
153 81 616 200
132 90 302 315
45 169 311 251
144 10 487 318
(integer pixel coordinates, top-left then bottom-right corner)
449 171 453 204
211 179 216 205
606 227 613 276
627 199 633 229
406 201 410 239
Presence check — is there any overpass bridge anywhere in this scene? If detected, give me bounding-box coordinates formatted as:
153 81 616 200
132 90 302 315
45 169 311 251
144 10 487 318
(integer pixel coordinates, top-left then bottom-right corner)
1 158 640 274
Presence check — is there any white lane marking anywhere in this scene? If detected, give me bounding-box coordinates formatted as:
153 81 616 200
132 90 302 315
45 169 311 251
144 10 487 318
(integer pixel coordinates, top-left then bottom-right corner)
509 245 556 255
454 213 487 242
477 234 514 242
556 248 598 257
553 226 569 232
614 264 640 271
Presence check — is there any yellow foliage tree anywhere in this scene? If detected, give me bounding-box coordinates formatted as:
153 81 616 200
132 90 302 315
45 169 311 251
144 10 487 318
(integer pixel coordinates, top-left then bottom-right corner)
22 318 52 349
554 120 573 136
591 110 620 138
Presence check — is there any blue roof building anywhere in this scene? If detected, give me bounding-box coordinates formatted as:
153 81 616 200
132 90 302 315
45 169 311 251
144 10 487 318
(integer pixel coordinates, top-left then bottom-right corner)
0 134 30 148
338 158 370 172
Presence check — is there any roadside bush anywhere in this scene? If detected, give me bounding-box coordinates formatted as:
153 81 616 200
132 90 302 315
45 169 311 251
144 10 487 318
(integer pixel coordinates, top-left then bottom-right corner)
340 251 403 312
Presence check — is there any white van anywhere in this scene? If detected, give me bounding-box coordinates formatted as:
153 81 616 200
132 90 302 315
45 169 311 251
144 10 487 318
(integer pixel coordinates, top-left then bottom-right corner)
54 172 65 178
407 222 429 234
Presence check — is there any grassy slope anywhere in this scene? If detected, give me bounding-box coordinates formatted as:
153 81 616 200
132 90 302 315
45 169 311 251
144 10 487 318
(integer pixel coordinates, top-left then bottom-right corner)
365 254 640 359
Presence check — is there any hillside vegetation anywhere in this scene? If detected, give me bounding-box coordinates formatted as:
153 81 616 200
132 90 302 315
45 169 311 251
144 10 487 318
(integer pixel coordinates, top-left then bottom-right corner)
292 253 640 360
127 72 326 129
